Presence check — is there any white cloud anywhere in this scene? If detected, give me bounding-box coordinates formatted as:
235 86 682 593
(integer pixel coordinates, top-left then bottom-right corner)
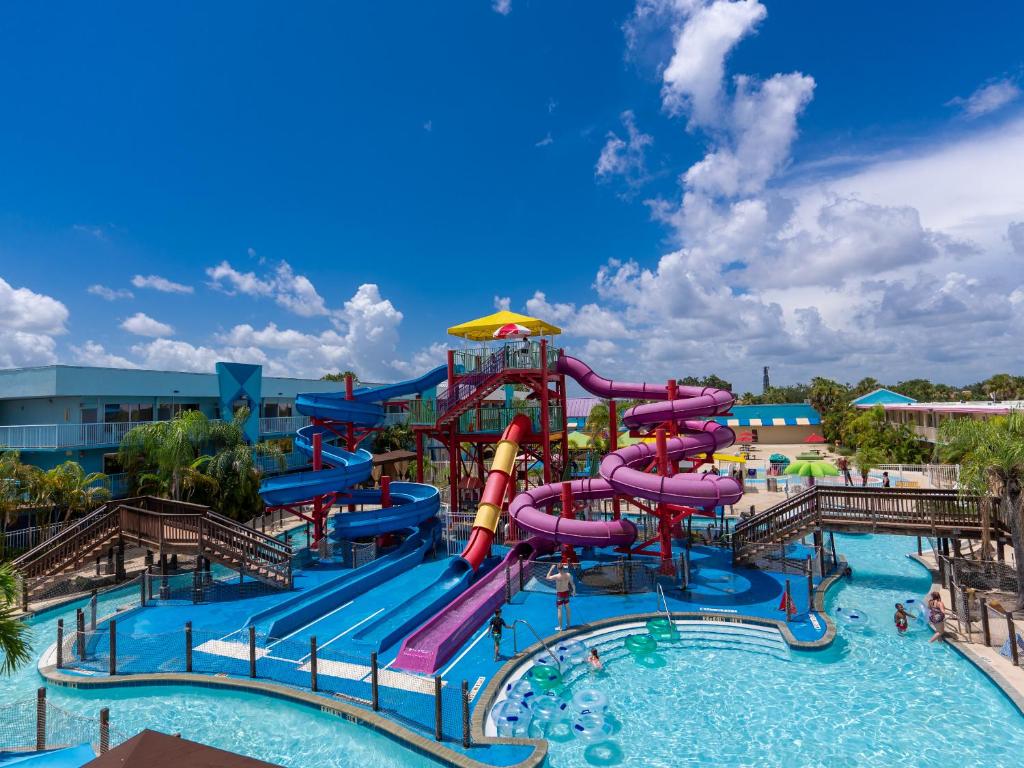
525 291 631 338
947 78 1021 119
661 0 766 126
0 277 68 367
493 295 511 311
206 260 329 317
493 0 511 15
1009 221 1024 257
596 110 653 186
120 312 174 338
73 224 107 240
88 284 133 301
392 342 449 377
131 274 194 294
535 133 554 147
71 341 139 369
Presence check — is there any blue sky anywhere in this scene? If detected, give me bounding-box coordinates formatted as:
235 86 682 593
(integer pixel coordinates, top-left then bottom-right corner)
1 1 1022 392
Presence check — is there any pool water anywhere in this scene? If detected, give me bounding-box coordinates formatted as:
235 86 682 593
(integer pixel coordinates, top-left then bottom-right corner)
1 590 436 768
538 534 1024 767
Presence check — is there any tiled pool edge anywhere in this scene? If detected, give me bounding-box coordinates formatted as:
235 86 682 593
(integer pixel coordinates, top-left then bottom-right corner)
908 553 1024 715
38 664 547 768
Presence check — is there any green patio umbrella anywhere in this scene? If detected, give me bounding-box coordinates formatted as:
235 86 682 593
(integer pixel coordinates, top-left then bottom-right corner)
567 431 592 449
783 459 839 478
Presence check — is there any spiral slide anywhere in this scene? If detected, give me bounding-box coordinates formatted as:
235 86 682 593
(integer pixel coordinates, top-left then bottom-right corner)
507 354 743 545
258 365 447 538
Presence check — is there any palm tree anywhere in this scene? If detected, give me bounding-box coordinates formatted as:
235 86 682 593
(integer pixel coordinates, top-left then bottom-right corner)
584 400 610 441
119 409 213 501
939 411 1024 602
204 411 283 519
30 461 110 522
852 446 885 487
0 452 38 532
0 562 31 673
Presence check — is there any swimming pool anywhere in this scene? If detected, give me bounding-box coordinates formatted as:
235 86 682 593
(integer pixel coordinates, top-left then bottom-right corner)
496 534 1024 767
1 590 437 768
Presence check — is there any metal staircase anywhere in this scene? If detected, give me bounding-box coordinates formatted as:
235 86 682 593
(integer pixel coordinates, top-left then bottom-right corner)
13 496 292 600
731 486 999 564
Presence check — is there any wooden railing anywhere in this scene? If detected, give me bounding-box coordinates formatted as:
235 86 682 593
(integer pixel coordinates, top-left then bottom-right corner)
732 486 999 562
14 496 292 597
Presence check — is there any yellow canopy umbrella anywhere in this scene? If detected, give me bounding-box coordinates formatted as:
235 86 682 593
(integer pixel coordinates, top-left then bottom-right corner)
447 311 561 341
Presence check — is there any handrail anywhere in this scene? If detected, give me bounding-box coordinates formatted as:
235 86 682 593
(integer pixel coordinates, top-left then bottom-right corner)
11 499 130 569
512 619 561 672
655 583 672 627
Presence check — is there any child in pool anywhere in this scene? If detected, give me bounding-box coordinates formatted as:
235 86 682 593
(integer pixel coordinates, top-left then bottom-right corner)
587 648 603 671
894 603 911 634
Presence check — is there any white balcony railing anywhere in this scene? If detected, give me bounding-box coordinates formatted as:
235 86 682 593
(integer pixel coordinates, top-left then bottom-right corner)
0 416 312 451
257 416 310 435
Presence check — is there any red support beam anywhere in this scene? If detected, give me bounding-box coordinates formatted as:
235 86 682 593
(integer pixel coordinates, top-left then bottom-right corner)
560 481 578 564
449 423 459 515
540 339 551 485
655 427 674 575
312 432 323 472
381 475 391 509
609 398 620 520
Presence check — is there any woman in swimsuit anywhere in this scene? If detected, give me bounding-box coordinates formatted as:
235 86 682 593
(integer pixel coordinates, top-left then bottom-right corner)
927 591 947 643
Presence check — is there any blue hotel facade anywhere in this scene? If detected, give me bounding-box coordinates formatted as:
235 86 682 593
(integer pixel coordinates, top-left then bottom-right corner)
0 363 361 494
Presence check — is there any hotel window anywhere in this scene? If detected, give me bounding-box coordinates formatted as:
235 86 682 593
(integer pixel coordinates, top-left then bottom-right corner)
80 406 98 424
157 402 200 420
262 401 293 418
104 403 154 423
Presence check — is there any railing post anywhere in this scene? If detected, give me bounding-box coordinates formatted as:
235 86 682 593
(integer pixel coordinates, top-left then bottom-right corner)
461 679 471 748
979 597 990 646
370 652 380 711
89 590 98 630
1007 613 1019 666
248 625 257 678
310 636 318 692
434 675 443 742
109 619 117 675
185 621 193 673
76 609 85 659
36 687 46 751
140 577 147 607
961 586 972 642
56 619 64 669
99 707 110 754
21 579 28 613
505 563 512 603
784 579 792 623
806 556 814 612
518 554 525 590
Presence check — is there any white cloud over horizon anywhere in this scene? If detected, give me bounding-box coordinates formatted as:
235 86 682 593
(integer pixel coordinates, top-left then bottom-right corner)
131 274 194 294
120 312 174 338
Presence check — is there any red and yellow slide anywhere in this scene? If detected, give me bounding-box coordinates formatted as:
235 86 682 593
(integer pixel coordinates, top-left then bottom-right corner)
459 414 532 570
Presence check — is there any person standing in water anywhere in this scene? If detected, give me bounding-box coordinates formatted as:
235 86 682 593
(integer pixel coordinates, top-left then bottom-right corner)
894 603 911 634
546 562 576 631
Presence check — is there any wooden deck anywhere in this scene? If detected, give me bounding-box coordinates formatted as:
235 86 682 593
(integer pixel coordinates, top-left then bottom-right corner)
732 486 1003 564
13 496 292 601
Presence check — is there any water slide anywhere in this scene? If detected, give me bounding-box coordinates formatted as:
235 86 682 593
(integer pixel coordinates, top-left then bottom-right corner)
507 354 742 544
259 365 448 537
392 415 534 673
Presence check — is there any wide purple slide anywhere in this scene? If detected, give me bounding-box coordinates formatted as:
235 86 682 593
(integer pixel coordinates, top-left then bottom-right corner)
394 539 553 674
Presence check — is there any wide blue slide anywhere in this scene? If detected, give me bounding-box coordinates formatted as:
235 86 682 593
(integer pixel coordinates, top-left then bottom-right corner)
258 365 447 538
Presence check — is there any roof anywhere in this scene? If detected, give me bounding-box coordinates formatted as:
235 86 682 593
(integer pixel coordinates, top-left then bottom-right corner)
446 311 561 340
709 403 821 427
84 730 282 768
871 400 1024 415
850 388 917 407
566 397 600 418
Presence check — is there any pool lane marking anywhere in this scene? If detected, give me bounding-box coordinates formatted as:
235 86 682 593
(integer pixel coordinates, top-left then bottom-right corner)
439 625 490 678
267 600 354 648
299 607 386 660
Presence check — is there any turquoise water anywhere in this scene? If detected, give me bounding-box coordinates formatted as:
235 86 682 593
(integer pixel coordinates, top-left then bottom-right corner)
536 534 1024 767
1 591 436 767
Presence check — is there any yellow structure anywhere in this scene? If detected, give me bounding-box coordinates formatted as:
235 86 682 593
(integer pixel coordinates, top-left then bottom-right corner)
447 310 561 340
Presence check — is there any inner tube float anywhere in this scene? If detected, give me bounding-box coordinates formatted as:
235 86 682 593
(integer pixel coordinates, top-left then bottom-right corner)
573 712 612 743
584 740 624 766
646 617 679 641
504 678 535 707
530 693 570 724
572 687 609 715
491 699 531 737
624 633 658 655
554 640 587 665
527 663 563 691
835 606 868 629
